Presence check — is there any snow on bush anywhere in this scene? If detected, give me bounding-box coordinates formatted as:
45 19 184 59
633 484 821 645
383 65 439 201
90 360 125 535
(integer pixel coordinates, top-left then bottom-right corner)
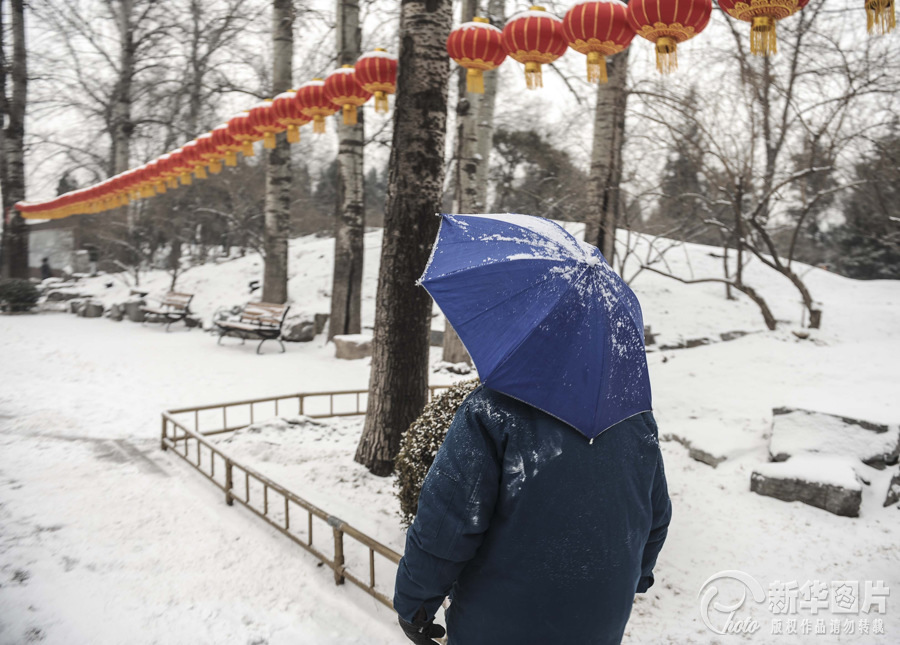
395 379 480 527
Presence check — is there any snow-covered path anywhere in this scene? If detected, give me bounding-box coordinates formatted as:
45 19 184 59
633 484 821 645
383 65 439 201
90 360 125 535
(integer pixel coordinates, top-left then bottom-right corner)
0 315 411 645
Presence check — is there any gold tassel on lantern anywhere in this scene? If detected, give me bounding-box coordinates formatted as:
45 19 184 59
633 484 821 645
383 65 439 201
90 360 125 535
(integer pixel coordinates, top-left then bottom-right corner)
287 125 300 143
867 0 896 34
466 68 485 94
524 61 543 90
209 160 222 174
195 165 207 179
167 177 178 189
342 104 358 126
750 16 777 55
374 91 389 113
313 115 326 134
241 141 254 157
655 37 678 74
263 132 276 149
586 51 608 84
180 172 192 186
225 151 238 167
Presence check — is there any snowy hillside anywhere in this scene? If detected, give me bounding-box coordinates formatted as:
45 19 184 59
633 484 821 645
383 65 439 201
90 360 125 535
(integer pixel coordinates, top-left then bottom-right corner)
1 226 898 644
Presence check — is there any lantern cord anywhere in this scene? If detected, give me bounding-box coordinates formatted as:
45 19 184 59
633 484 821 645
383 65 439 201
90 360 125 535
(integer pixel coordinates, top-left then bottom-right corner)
655 37 678 75
374 91 389 113
287 125 300 144
867 0 896 35
587 52 608 84
343 104 358 126
750 16 777 56
314 115 327 134
524 61 542 90
466 68 485 94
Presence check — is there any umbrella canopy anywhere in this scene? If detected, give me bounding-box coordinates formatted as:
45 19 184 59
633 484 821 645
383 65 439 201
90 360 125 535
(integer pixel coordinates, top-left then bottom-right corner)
419 213 651 440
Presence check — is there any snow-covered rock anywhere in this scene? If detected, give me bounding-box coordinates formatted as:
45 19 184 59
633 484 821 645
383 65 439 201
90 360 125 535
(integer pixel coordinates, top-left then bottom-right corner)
769 407 900 468
79 300 104 318
333 334 372 360
123 300 145 323
751 454 863 517
283 318 316 342
886 470 900 508
314 312 329 335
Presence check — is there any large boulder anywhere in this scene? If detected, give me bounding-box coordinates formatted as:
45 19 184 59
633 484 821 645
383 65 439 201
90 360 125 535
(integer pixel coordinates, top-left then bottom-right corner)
108 303 125 321
751 454 862 517
333 334 372 360
769 407 899 469
283 318 316 342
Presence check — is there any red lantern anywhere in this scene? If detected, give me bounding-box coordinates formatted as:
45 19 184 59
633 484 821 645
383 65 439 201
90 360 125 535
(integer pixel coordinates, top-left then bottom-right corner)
627 0 712 74
227 112 259 157
197 133 223 174
271 91 309 143
354 49 397 114
502 6 568 90
324 66 372 126
866 0 895 34
181 140 208 180
211 124 241 167
563 1 635 84
295 79 337 134
169 148 193 185
447 17 506 94
718 0 809 55
248 100 284 149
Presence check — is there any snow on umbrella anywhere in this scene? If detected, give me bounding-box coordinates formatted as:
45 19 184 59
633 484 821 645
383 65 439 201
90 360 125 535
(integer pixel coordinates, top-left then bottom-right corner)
419 213 651 440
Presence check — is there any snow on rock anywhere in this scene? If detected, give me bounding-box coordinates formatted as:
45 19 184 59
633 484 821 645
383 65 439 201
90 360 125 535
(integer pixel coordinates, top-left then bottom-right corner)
886 470 900 508
751 454 863 517
333 334 373 360
769 407 900 468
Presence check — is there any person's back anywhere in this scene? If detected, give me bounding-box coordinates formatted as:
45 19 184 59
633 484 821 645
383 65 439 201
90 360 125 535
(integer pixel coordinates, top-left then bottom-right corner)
395 386 671 645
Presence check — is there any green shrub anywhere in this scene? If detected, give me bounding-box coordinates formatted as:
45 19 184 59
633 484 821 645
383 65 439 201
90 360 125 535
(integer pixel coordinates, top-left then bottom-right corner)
0 278 39 312
395 378 480 527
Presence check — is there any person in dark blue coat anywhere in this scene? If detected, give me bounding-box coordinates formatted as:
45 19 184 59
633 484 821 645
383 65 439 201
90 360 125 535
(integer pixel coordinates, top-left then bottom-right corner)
394 385 671 645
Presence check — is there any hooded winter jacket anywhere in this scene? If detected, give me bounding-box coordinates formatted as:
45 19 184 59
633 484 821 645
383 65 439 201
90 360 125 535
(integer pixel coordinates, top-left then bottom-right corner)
394 386 671 645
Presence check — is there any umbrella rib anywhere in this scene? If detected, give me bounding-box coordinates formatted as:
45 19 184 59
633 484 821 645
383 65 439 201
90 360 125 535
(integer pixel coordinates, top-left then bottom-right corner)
485 263 592 380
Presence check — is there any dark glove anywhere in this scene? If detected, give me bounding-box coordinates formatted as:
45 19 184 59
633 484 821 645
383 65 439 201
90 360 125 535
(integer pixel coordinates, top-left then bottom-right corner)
398 607 446 644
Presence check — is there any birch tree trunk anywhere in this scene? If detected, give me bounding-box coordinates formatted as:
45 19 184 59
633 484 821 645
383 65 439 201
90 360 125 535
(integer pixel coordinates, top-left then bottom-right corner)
0 0 28 279
262 0 294 304
584 50 628 264
111 0 134 178
329 0 365 339
355 0 453 476
441 0 479 365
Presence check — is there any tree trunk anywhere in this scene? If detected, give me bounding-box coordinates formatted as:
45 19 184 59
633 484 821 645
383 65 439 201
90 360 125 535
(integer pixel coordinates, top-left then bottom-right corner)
329 0 365 339
355 0 453 476
0 0 28 279
442 0 480 366
584 50 628 264
262 0 294 304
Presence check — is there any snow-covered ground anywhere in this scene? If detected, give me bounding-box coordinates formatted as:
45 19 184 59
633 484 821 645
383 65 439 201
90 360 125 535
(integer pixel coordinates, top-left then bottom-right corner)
1 227 899 644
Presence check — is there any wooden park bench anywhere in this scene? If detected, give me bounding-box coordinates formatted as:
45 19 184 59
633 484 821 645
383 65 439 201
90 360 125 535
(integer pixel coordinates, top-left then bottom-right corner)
216 301 290 354
140 292 194 331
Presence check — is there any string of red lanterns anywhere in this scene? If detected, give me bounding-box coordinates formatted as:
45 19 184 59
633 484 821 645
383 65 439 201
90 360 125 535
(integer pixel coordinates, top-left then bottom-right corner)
16 0 892 220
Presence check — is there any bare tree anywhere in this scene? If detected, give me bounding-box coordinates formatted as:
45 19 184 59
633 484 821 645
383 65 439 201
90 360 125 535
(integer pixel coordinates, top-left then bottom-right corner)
355 0 453 476
261 0 293 304
329 0 365 339
0 0 27 279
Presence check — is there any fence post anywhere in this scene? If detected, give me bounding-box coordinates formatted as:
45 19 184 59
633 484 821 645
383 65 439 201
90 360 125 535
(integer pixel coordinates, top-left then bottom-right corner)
160 416 168 451
225 459 234 506
332 526 345 585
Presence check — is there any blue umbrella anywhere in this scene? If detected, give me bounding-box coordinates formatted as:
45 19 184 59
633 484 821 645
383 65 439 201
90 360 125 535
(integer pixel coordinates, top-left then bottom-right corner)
419 213 651 440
